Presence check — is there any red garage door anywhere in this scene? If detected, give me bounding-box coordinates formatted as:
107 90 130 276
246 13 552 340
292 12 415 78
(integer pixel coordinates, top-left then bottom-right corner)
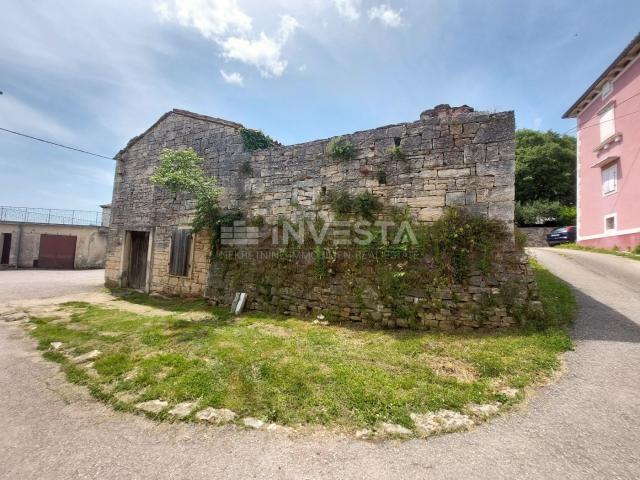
38 234 77 269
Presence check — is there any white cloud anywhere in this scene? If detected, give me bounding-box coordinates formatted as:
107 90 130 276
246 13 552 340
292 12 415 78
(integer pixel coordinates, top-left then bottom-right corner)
154 0 252 38
368 5 403 28
220 15 300 78
155 1 299 78
220 69 244 85
333 0 360 21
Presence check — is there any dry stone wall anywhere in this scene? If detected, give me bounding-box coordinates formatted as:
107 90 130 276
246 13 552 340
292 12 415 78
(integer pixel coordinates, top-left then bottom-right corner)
106 105 534 329
231 104 516 226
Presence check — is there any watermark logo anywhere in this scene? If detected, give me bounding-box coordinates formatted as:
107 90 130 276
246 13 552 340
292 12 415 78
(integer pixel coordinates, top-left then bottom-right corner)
221 219 418 247
220 221 260 245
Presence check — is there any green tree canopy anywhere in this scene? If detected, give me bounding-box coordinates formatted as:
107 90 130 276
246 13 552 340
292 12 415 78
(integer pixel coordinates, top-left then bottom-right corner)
150 148 225 236
515 129 576 205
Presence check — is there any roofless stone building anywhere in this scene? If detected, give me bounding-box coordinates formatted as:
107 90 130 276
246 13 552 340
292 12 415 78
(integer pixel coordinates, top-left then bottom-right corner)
105 105 536 330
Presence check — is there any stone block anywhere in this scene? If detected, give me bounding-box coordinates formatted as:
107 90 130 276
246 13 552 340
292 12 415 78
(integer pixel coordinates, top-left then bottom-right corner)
445 191 466 206
437 168 471 178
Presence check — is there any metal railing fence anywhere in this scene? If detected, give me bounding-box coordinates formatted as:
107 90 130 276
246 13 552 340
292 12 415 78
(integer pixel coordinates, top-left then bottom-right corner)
0 206 102 226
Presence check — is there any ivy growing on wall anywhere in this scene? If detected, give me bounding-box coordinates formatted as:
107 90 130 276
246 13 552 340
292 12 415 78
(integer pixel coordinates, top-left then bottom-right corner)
240 128 276 151
150 148 242 257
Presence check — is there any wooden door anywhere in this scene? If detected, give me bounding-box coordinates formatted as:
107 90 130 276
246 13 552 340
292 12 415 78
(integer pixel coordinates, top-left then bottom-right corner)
127 231 149 290
38 234 76 269
1 233 11 264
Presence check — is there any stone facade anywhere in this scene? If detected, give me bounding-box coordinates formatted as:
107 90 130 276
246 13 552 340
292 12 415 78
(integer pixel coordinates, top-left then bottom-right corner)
106 105 534 329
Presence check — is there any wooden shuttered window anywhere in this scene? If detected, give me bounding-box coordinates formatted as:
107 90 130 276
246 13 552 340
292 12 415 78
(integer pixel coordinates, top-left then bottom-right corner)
599 105 615 142
169 229 192 277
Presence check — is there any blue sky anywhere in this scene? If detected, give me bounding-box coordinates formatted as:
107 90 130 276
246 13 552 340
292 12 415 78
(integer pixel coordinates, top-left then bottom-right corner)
1 0 639 211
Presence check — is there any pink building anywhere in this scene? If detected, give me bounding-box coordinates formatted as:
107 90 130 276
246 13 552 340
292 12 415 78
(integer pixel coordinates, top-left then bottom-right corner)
564 33 640 250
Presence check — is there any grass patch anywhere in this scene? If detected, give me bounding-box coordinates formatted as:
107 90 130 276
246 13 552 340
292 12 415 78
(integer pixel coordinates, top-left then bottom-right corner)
30 265 573 432
530 259 576 330
555 243 640 261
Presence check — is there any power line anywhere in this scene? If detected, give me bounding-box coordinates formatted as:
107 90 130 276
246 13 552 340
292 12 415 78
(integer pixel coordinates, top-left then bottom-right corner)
0 126 115 160
562 108 640 135
563 90 640 135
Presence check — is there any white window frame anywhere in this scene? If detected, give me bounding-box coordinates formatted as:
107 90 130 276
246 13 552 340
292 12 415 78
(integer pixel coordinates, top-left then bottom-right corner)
601 80 613 99
604 213 617 232
601 162 618 196
599 104 616 143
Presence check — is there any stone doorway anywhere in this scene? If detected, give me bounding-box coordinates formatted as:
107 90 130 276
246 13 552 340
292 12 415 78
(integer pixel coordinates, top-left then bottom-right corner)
126 231 149 290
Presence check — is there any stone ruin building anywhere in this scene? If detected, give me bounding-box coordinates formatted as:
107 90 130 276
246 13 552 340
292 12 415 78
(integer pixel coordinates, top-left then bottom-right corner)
105 104 535 330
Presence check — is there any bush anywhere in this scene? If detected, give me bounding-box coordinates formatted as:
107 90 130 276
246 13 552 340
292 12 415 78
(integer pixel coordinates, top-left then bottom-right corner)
515 200 576 227
388 145 406 162
326 190 382 221
326 136 355 160
632 245 640 255
353 191 383 222
240 128 275 151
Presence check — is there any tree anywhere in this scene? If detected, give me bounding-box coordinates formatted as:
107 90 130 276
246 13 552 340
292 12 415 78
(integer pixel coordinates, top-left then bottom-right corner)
150 148 231 254
515 129 576 205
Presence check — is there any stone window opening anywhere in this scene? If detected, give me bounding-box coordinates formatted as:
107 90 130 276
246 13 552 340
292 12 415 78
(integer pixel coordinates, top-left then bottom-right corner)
394 137 401 147
169 228 193 277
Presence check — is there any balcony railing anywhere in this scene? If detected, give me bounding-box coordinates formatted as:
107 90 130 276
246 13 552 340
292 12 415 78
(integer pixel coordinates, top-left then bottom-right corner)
0 206 103 226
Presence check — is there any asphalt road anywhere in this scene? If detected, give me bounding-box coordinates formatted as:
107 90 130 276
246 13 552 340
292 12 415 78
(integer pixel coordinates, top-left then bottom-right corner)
0 249 639 479
0 268 104 304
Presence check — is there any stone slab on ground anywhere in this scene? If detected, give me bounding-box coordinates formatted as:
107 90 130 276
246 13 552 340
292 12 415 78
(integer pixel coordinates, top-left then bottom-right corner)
168 402 197 419
411 410 474 437
242 417 265 429
1 312 28 322
195 408 236 424
135 400 169 414
377 422 412 437
466 403 500 420
71 350 101 364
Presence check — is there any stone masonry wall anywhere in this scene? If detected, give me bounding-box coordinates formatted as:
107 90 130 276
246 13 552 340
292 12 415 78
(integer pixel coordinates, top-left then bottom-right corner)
106 105 532 329
232 104 515 226
105 110 245 296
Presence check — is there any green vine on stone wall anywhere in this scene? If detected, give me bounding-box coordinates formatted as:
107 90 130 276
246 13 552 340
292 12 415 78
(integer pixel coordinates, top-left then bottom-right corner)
388 145 406 162
326 136 356 160
150 148 242 258
213 206 513 323
240 128 276 151
324 189 383 222
388 145 410 173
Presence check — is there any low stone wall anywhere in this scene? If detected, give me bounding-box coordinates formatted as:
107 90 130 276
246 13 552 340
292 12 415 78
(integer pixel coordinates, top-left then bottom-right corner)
518 227 555 247
207 242 535 331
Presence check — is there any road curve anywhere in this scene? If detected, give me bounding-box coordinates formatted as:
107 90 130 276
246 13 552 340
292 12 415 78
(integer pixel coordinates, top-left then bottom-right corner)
0 249 639 479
